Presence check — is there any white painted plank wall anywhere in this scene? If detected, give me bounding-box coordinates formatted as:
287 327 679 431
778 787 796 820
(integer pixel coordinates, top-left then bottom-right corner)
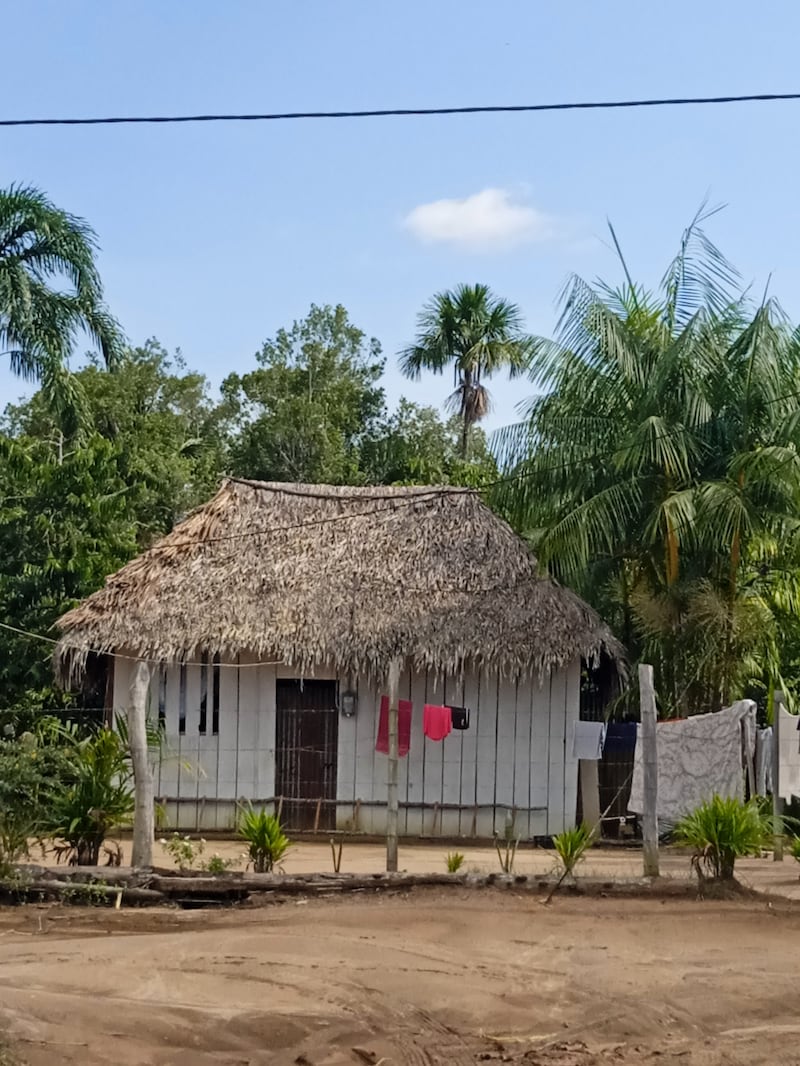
111 654 582 836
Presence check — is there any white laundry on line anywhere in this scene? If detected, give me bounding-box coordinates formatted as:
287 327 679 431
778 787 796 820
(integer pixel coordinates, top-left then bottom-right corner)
777 706 800 802
628 699 756 823
572 720 606 760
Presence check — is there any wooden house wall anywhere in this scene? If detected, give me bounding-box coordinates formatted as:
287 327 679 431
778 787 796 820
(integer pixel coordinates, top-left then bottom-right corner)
112 655 581 836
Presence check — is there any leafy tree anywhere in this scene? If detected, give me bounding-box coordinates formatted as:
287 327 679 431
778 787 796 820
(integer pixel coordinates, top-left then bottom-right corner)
361 399 498 486
4 340 227 540
224 304 385 483
0 184 123 415
0 432 137 710
399 283 531 457
496 209 800 714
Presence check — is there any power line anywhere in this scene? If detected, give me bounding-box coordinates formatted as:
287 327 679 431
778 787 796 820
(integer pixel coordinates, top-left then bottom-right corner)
2 93 800 129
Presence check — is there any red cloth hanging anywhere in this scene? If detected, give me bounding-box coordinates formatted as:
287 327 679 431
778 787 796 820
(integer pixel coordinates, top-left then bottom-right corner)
423 704 452 741
375 696 412 756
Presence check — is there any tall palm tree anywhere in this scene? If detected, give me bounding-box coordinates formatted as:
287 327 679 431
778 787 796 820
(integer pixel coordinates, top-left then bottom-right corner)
0 184 123 415
495 207 800 713
400 283 531 457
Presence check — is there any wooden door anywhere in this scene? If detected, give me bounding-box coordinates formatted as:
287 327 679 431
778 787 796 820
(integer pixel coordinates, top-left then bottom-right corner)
275 679 338 830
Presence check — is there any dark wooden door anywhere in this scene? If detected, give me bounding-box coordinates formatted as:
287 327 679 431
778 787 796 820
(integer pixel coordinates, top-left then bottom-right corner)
275 679 338 830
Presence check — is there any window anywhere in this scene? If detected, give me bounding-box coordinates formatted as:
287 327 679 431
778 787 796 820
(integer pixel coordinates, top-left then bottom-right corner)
212 653 220 736
199 652 208 735
157 668 167 727
178 663 187 735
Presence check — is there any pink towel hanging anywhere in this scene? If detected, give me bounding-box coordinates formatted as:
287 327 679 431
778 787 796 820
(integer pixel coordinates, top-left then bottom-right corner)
423 704 452 741
375 696 412 756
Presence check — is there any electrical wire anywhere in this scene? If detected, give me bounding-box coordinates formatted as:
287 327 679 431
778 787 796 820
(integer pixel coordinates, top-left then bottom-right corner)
2 93 800 128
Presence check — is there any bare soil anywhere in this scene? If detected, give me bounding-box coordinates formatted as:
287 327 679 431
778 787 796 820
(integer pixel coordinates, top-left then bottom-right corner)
0 889 798 1065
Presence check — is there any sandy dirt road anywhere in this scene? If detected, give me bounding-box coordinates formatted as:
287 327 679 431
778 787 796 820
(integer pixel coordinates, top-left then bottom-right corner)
1 890 799 1065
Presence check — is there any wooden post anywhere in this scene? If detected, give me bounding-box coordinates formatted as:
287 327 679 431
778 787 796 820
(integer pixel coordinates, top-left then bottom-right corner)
386 658 401 873
128 660 154 868
773 690 784 861
579 760 601 833
639 663 659 878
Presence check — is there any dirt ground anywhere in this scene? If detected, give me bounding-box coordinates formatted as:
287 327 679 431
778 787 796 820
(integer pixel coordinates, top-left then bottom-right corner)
1 890 800 1066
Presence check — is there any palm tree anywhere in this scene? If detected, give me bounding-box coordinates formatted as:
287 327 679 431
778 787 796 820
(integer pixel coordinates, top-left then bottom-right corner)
400 283 531 457
0 184 123 413
495 207 800 713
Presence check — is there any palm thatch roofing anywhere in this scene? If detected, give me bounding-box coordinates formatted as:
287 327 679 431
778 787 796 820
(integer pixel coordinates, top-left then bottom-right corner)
54 479 622 684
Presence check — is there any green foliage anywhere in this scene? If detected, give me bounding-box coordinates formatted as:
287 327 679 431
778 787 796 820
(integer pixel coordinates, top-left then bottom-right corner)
47 728 135 866
495 209 800 713
0 432 138 710
0 183 123 397
445 851 465 873
4 340 228 540
160 832 205 871
361 400 498 486
0 732 72 867
224 304 385 484
60 877 111 906
791 835 800 862
238 807 291 873
400 283 531 456
202 852 237 874
552 823 595 877
673 795 772 881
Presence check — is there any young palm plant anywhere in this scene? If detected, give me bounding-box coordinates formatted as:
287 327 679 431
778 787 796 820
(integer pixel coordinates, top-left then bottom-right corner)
238 807 291 873
47 728 135 866
552 822 595 879
673 795 772 882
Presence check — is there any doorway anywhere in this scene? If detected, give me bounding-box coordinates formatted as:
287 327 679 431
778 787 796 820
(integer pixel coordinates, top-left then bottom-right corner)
275 679 339 830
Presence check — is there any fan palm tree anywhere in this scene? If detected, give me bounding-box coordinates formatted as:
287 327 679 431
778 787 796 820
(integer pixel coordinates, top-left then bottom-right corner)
400 283 531 456
495 206 800 713
0 184 123 417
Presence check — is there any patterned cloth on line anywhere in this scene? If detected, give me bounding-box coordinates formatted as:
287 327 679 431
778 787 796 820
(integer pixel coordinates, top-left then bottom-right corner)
628 699 756 822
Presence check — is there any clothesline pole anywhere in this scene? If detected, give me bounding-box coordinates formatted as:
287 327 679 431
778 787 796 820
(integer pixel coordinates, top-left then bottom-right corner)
639 663 659 878
386 658 401 873
772 690 784 862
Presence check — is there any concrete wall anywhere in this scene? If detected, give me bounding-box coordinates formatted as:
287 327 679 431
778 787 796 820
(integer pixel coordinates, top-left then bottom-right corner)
112 655 581 837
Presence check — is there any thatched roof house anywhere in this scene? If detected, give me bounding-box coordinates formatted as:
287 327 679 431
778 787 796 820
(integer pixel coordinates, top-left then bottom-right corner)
55 478 619 683
55 479 621 840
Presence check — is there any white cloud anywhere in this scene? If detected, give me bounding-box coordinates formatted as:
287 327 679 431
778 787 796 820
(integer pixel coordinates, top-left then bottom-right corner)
403 187 557 251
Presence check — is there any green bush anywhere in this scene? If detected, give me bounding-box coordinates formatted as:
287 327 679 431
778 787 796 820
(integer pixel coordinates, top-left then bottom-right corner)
673 795 771 882
552 823 595 877
238 808 291 873
0 732 73 869
47 729 135 865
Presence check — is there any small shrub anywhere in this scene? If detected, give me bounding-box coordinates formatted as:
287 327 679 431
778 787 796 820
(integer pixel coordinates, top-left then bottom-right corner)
552 823 595 878
202 853 238 874
0 733 73 866
445 851 465 873
160 833 204 870
790 836 800 863
61 878 110 906
674 795 772 882
47 729 135 866
238 807 291 873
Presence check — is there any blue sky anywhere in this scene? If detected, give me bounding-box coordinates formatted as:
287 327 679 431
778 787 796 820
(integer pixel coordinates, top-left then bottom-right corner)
2 2 800 432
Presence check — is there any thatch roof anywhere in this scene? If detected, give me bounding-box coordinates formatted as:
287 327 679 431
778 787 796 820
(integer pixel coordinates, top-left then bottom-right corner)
54 479 623 684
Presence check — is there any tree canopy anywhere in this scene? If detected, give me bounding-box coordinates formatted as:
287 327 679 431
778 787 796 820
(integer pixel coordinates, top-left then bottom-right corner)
495 208 800 714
